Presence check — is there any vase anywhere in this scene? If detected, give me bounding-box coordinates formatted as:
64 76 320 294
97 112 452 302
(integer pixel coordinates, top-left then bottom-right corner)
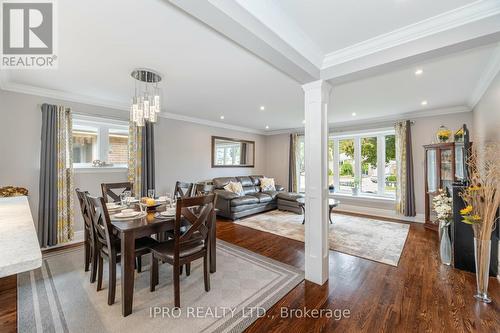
473 237 492 303
439 221 452 265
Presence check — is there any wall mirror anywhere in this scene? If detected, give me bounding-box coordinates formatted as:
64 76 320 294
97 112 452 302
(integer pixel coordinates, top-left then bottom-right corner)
211 136 255 167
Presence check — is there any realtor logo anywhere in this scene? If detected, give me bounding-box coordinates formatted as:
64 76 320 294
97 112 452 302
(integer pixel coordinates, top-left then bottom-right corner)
1 0 57 68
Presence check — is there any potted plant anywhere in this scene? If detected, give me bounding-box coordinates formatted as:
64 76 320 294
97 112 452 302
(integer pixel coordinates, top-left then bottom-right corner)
436 125 452 143
459 143 499 303
352 177 360 196
432 188 453 265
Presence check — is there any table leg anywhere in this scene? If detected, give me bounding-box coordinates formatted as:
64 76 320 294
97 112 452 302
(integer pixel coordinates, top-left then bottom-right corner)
210 209 216 273
121 232 135 317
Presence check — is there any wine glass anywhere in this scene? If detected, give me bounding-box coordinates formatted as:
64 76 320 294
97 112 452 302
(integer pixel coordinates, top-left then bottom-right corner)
148 189 156 199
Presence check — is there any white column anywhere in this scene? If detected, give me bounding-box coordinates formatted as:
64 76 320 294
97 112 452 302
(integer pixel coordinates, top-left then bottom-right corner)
302 80 331 285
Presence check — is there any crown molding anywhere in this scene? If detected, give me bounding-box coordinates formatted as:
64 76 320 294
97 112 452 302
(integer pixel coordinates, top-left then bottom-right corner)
468 42 500 108
264 105 471 136
0 80 266 135
322 0 500 70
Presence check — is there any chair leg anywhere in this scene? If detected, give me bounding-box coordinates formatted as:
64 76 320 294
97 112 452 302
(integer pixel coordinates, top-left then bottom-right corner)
90 243 98 283
179 265 183 275
150 257 158 292
97 254 104 291
204 254 210 292
186 263 191 276
173 264 180 308
137 255 142 273
84 233 90 272
108 251 117 305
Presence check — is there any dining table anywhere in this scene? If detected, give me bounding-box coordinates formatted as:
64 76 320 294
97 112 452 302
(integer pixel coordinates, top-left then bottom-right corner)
109 201 217 317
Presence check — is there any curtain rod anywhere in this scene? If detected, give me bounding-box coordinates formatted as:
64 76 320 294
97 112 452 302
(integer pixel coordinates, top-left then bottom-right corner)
37 103 128 122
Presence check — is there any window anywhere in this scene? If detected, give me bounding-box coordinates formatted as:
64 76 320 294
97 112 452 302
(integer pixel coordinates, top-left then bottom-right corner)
297 135 306 192
215 142 242 166
297 128 396 198
72 115 129 168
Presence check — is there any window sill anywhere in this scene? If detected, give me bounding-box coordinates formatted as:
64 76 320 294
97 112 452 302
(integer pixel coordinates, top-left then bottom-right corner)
74 167 128 174
329 192 395 203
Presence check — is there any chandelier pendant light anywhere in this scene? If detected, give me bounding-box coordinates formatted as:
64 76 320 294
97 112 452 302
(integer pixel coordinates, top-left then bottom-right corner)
130 69 162 126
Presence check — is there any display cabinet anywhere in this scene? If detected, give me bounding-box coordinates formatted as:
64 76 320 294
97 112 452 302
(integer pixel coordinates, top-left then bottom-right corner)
423 142 469 230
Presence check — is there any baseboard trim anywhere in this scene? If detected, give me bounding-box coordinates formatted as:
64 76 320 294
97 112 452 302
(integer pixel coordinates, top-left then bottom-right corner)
335 204 425 223
40 230 85 252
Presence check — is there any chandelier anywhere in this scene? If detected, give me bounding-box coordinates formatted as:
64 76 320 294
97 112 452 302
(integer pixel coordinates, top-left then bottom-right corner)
130 69 162 126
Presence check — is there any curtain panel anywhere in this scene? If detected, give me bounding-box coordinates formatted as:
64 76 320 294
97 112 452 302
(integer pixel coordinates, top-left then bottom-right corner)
38 104 74 247
395 120 416 217
128 122 155 198
288 133 298 192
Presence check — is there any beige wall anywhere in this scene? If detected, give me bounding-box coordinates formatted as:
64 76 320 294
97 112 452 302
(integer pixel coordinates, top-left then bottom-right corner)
263 111 474 217
472 72 500 144
154 120 267 196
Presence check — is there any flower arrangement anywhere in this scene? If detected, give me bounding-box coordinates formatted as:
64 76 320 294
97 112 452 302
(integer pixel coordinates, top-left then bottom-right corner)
0 186 28 197
459 143 500 239
454 128 464 142
432 188 452 226
436 125 452 143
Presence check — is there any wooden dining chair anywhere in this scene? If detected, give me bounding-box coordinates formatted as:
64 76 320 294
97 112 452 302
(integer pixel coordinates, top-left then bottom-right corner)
193 183 214 196
86 195 157 305
101 182 133 203
149 194 216 308
75 188 97 281
174 181 194 199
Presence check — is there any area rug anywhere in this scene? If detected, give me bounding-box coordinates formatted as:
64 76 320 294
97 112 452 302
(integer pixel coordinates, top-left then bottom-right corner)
18 240 303 333
235 210 409 266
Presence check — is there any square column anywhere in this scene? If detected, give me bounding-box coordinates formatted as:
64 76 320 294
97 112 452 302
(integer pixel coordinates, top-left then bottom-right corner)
302 80 331 285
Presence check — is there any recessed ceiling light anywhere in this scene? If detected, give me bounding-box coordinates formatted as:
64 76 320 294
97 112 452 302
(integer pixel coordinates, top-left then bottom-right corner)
352 112 356 116
265 125 269 130
220 115 225 120
302 119 306 124
260 106 265 111
421 100 428 106
415 69 424 76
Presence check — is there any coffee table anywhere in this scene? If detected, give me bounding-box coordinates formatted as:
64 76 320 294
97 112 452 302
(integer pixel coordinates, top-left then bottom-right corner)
296 198 340 224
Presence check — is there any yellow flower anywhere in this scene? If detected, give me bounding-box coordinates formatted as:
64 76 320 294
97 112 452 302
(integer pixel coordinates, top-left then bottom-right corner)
472 215 481 221
460 205 473 215
469 186 481 191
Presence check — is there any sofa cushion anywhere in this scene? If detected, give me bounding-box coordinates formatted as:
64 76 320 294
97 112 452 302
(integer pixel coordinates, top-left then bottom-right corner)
223 181 244 196
262 190 279 199
260 177 276 191
250 192 273 203
230 195 259 206
243 186 258 195
249 175 264 186
214 189 240 200
236 176 254 187
213 177 237 189
276 192 304 202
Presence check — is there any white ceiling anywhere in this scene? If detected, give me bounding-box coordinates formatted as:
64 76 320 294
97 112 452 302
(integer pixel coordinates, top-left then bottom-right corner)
1 0 499 133
274 0 478 54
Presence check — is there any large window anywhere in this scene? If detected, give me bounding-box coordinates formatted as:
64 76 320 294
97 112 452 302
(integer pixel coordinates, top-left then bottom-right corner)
72 115 129 168
297 129 396 198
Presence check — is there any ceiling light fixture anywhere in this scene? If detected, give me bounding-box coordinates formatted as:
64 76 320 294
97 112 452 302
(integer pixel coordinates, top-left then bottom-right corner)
265 125 269 130
260 106 265 111
130 68 162 126
220 116 225 120
421 100 428 106
415 69 424 76
302 119 306 124
352 112 356 116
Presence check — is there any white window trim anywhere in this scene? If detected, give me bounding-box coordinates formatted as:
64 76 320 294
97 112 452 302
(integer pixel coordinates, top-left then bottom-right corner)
329 128 395 200
72 114 129 169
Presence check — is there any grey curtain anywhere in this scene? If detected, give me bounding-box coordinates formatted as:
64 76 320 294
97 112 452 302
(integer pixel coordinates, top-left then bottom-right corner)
140 122 155 197
240 143 247 165
38 103 58 247
288 133 298 192
395 120 416 217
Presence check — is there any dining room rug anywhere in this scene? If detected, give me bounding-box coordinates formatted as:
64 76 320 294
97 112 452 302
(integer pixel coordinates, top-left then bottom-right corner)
18 240 303 333
235 210 410 266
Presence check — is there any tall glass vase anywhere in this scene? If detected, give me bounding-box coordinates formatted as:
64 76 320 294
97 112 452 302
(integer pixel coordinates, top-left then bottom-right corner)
473 237 492 303
439 221 452 265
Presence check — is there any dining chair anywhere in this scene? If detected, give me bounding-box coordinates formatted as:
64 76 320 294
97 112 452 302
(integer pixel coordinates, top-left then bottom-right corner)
174 181 194 199
193 183 214 196
101 182 133 203
149 194 216 308
75 188 97 281
86 195 157 305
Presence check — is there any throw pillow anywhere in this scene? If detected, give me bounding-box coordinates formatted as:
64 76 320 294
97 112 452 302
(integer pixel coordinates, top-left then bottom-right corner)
223 181 244 196
260 177 276 191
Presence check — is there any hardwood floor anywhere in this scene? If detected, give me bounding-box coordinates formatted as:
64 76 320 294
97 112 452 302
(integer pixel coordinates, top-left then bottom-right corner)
216 218 500 333
0 275 17 333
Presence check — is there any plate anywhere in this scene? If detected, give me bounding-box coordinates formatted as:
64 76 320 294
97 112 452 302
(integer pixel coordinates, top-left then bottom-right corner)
160 211 176 217
106 203 123 210
113 211 141 219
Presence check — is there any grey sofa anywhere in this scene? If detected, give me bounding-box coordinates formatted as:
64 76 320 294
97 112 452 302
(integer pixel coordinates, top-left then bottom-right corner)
213 175 284 220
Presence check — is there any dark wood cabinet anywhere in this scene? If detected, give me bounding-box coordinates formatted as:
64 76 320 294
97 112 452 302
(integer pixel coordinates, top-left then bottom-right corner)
423 142 468 230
